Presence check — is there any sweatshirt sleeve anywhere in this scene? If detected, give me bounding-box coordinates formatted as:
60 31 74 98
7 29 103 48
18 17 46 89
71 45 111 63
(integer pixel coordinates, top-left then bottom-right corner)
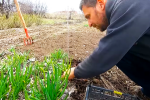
74 0 150 78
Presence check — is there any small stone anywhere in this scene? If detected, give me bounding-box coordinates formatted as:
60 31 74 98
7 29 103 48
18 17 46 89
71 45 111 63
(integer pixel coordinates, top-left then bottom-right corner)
60 94 68 100
44 63 47 67
29 58 35 62
68 85 76 96
64 89 69 94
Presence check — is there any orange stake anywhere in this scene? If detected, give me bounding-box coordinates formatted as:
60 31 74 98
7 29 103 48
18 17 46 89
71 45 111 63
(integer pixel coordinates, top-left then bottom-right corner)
14 0 33 46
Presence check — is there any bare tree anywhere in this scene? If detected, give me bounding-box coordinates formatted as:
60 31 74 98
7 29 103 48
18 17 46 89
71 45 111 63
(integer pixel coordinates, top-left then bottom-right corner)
0 0 47 18
67 7 76 20
15 0 47 16
0 0 5 14
5 0 11 18
18 0 33 14
33 0 47 16
0 0 13 18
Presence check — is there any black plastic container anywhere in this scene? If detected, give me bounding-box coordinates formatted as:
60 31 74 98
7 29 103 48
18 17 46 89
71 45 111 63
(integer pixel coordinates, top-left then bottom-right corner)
85 85 141 100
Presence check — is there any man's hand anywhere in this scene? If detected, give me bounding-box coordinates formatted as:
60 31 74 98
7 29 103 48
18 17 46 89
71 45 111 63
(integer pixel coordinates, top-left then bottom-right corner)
62 67 76 80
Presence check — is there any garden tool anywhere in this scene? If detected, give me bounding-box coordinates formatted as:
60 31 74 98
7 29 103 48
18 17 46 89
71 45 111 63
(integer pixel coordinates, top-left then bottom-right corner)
14 0 33 46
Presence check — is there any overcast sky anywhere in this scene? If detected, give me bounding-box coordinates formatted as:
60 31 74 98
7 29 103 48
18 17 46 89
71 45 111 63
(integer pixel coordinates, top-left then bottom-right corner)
28 0 82 13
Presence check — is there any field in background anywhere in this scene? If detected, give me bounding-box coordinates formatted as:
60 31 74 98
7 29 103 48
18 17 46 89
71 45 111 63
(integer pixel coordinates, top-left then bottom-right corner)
0 12 86 30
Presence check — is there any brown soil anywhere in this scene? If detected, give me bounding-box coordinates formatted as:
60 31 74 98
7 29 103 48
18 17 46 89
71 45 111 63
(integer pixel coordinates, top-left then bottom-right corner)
0 22 149 100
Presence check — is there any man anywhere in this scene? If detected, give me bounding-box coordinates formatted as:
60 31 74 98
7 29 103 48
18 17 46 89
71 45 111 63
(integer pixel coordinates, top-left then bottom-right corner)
65 0 150 98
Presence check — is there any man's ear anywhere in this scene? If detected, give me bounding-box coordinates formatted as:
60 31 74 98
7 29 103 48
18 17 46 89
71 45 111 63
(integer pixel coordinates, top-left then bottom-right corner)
97 0 105 10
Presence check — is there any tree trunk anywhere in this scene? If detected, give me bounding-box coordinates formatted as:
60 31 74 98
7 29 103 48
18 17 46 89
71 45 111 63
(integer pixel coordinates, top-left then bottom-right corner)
0 0 5 14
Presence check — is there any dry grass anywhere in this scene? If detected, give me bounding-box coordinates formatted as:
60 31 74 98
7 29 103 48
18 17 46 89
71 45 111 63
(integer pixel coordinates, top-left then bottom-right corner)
0 13 42 30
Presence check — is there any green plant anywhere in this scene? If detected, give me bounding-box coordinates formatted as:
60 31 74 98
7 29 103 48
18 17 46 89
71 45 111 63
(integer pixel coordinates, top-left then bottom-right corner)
29 75 44 100
84 24 89 27
0 68 9 100
8 63 32 99
0 49 71 100
29 50 71 100
5 48 32 99
50 49 68 61
40 61 70 100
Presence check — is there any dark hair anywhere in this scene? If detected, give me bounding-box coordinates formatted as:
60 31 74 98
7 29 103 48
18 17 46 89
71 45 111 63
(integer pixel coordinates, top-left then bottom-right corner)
79 0 97 10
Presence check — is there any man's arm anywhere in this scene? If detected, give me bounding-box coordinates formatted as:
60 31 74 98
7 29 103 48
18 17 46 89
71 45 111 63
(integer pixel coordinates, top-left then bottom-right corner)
74 0 150 79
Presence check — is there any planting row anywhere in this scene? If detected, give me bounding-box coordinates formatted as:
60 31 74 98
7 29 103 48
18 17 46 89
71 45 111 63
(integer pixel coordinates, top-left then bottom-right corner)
0 48 71 100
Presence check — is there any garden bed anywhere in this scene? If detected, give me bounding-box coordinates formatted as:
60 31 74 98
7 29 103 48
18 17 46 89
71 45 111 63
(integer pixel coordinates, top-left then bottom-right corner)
0 23 150 100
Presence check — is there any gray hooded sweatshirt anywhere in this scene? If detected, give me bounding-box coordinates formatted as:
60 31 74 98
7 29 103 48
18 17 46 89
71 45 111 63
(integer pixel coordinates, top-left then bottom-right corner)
74 0 150 78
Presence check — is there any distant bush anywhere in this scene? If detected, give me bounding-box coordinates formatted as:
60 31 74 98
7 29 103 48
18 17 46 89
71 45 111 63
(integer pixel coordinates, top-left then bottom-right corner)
0 13 42 30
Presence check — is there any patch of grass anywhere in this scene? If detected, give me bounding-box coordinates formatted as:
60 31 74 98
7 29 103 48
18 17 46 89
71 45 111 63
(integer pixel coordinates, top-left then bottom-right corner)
42 19 67 25
82 21 89 27
84 24 89 27
0 13 43 30
0 48 71 100
0 68 9 100
42 19 56 25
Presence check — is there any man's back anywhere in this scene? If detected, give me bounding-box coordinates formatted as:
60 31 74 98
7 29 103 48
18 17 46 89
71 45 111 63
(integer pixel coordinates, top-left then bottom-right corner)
75 0 150 79
106 0 150 61
129 28 150 62
106 0 150 97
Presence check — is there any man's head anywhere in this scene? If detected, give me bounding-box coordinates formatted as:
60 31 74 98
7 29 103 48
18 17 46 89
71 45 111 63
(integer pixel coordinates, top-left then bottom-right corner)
80 0 108 32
